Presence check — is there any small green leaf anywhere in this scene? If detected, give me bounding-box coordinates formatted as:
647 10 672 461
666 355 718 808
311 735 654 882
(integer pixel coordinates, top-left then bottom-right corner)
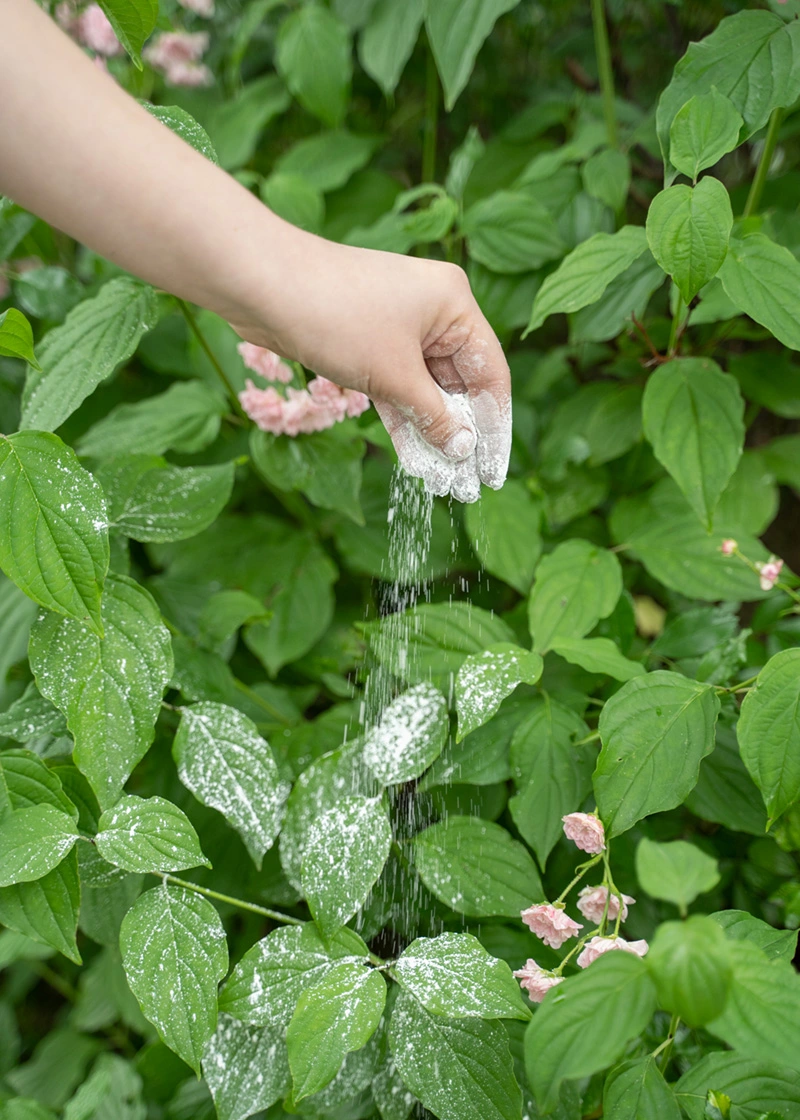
528 539 622 653
359 0 424 95
646 917 733 1028
550 637 645 682
676 1051 800 1120
142 103 219 163
98 0 157 67
250 429 365 524
582 149 630 213
603 1056 681 1120
0 308 39 368
711 909 798 963
0 689 67 745
462 191 565 273
0 805 79 887
362 683 448 784
737 649 800 827
463 480 542 594
206 75 291 171
646 178 733 304
393 933 530 1020
274 130 379 192
426 0 521 110
95 794 209 875
120 884 228 1074
669 90 743 181
0 850 81 963
260 173 325 233
202 1015 290 1120
719 233 800 351
636 838 720 914
455 644 542 740
276 5 352 127
0 748 75 817
0 431 108 633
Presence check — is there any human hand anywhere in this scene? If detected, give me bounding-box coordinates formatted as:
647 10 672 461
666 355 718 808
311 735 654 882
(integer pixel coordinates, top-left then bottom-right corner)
229 237 511 502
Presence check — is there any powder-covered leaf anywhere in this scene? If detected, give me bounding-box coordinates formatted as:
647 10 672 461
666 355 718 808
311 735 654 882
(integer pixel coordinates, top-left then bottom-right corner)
172 702 288 869
202 1014 290 1120
455 644 542 741
142 103 219 163
29 573 173 810
0 687 67 745
362 683 448 784
0 805 79 887
302 794 392 938
120 884 228 1074
528 539 622 653
95 794 209 875
0 431 108 634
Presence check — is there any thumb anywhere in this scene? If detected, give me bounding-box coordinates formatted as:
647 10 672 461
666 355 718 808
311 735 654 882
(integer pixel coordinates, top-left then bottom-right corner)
385 359 477 461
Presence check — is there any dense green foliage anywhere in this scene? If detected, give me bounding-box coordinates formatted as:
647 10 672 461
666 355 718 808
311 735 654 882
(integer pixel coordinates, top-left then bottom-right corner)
2 1 800 1118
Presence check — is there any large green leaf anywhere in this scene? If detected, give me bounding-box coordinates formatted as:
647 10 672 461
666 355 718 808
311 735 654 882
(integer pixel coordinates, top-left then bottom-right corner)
455 645 542 741
657 10 800 181
594 671 720 837
528 539 622 653
0 850 81 963
77 381 225 459
603 1057 681 1120
0 431 108 634
359 0 424 95
362 683 448 784
202 1015 290 1120
712 909 798 963
393 933 529 1020
525 953 658 1112
645 178 733 304
0 309 39 367
275 130 378 192
0 805 79 887
675 1051 800 1120
29 573 173 809
389 989 522 1120
646 917 733 1028
413 815 542 918
120 884 228 1075
550 637 645 682
21 278 159 432
206 76 291 171
98 0 157 67
737 649 800 827
642 358 744 528
463 479 542 594
250 429 364 524
719 233 800 350
95 794 209 875
276 6 352 127
172 702 289 870
526 226 649 334
636 838 720 914
669 89 743 181
426 0 522 110
462 191 565 273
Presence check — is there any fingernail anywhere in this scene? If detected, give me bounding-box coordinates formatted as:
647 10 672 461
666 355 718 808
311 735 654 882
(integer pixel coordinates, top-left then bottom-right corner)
442 427 477 461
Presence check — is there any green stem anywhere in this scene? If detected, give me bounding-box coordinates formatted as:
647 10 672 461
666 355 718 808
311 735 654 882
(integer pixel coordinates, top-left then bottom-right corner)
654 1012 680 1071
668 289 685 356
575 729 601 746
422 38 439 184
555 855 603 904
590 0 618 149
177 299 247 419
160 874 304 925
743 107 784 219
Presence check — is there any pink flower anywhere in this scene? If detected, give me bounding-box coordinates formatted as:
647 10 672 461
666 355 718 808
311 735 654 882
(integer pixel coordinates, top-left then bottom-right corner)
521 903 583 949
344 388 371 418
756 556 784 591
239 381 285 434
562 812 606 854
720 538 738 556
238 342 294 383
177 0 215 15
75 4 122 55
576 936 649 968
163 60 214 87
144 33 212 85
576 885 636 925
513 959 563 1003
239 376 370 436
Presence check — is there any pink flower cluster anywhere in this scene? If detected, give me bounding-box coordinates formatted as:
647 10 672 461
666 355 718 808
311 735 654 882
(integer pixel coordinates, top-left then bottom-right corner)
521 903 582 949
756 555 784 591
513 960 562 1004
56 2 121 55
238 342 293 383
143 31 213 87
720 538 737 556
562 812 606 854
577 885 635 924
177 0 215 16
576 936 648 968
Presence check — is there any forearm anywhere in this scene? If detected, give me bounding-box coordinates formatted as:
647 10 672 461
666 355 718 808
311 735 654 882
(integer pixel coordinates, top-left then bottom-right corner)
0 0 305 335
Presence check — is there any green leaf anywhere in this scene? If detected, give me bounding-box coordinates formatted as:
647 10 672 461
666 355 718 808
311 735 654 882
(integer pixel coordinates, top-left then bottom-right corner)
196 590 270 650
657 11 800 182
636 838 720 914
463 479 542 594
0 1101 56 1120
302 794 391 938
707 941 800 1072
359 0 424 95
14 266 82 322
413 815 543 918
100 457 235 544
260 173 325 233
550 637 645 682
77 381 225 460
455 644 542 740
711 909 798 964
172 702 288 870
0 805 79 887
362 683 448 784
21 277 159 432
202 1015 289 1120
286 962 386 1100
0 850 81 963
250 429 365 524
219 923 371 1028
526 226 649 334
0 685 67 742
426 0 522 110
594 671 720 837
275 130 379 193
0 575 37 692
604 1056 681 1120
525 952 657 1112
0 431 108 633
142 103 219 164
0 308 39 368
646 178 733 304
738 648 800 826
0 747 75 817
98 0 157 67
462 190 565 273
528 539 622 654
29 573 173 809
570 251 665 344
393 933 529 1020
206 75 291 171
675 1052 800 1120
95 794 209 875
669 90 743 181
646 917 733 1027
719 233 800 350
389 989 522 1120
120 884 228 1075
582 149 630 214
372 1055 417 1120
276 5 352 127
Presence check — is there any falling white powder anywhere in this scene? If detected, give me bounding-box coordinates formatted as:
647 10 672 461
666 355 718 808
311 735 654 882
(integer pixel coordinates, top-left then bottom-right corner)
362 682 448 785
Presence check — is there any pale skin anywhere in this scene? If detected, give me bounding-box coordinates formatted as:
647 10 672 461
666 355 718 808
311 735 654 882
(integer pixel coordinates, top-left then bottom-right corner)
0 0 512 489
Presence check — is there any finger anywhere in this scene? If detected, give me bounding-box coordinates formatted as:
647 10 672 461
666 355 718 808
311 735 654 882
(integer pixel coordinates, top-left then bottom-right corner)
379 353 478 463
448 319 512 490
374 400 452 497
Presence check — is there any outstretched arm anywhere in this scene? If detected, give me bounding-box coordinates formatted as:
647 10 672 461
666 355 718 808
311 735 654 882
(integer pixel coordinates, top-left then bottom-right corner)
0 0 511 495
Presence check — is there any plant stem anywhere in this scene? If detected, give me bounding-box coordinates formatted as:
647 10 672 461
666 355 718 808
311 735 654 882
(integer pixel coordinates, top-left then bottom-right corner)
555 855 603 904
160 873 304 925
590 0 618 149
177 299 247 419
575 729 601 746
743 107 784 219
422 37 439 184
655 1012 680 1071
668 289 685 356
